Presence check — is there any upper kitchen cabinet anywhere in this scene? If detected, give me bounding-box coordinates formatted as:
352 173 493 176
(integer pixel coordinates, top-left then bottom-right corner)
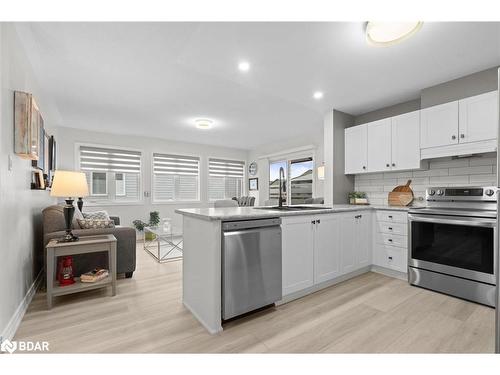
367 118 392 172
420 101 459 149
420 91 498 159
391 110 421 171
459 91 498 144
344 124 368 174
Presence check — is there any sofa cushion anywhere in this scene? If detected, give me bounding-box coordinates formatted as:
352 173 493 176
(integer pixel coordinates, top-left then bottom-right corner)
82 210 110 220
77 218 115 229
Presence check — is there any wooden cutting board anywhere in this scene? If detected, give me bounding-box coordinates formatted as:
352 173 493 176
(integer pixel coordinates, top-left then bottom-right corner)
388 180 414 206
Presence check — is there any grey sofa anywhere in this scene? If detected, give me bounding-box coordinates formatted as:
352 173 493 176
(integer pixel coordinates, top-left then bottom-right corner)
42 205 136 278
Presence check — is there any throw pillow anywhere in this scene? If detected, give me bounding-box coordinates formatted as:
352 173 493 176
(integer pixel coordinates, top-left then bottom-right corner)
77 219 115 229
82 210 110 220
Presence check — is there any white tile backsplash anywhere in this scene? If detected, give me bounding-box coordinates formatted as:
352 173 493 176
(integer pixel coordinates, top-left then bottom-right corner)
354 154 497 205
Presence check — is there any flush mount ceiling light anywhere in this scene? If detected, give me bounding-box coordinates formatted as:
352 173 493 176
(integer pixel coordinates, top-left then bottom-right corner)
238 61 250 72
313 91 324 100
194 118 214 129
366 22 423 46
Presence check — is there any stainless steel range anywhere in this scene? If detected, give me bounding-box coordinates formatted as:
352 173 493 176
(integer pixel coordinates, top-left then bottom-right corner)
408 186 497 307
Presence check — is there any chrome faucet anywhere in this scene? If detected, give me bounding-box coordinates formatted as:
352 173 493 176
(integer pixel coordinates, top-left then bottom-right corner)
278 166 286 207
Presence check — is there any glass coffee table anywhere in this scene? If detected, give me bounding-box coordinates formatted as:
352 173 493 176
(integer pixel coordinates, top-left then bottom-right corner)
143 226 183 263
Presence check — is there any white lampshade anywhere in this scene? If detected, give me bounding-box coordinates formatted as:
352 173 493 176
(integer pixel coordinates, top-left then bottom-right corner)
50 170 89 198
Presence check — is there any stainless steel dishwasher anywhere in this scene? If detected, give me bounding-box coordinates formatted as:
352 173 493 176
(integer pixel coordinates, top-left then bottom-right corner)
222 218 282 320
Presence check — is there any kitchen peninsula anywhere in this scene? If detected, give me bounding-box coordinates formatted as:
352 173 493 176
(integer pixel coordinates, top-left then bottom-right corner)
176 204 410 333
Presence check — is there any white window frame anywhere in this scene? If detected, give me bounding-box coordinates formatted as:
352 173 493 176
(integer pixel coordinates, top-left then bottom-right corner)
268 149 316 204
75 142 144 206
151 151 201 204
207 156 246 202
115 172 126 197
89 171 108 196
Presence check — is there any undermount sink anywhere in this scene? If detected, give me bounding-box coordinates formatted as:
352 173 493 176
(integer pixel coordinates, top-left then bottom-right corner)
254 206 331 211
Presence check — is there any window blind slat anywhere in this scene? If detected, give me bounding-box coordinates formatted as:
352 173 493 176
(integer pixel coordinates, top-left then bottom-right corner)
208 158 244 178
80 146 141 173
153 153 200 202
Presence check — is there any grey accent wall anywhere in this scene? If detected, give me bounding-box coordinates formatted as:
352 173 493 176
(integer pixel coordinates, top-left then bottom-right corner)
0 24 57 340
324 110 354 205
354 98 421 125
421 67 499 108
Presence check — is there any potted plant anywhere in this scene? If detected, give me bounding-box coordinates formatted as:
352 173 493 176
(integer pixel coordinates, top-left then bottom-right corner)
133 211 161 240
348 191 368 205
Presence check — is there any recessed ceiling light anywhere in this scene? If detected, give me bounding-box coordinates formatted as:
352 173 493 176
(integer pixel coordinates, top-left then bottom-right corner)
194 118 213 129
366 22 423 47
238 61 250 72
313 91 324 100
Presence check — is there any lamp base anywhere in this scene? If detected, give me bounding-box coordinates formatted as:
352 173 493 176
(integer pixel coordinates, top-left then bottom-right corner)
58 232 79 243
57 198 79 243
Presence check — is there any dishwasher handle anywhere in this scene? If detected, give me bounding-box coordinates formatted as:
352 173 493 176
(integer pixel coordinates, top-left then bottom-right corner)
222 218 281 231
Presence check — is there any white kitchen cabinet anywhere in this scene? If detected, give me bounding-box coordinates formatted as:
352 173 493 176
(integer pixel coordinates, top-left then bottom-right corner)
420 101 459 149
344 124 368 174
340 212 371 274
391 110 421 170
314 214 342 284
373 210 408 273
459 91 498 144
367 118 392 172
281 216 315 296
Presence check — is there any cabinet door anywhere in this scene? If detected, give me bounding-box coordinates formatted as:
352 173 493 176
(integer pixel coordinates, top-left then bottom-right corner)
314 214 341 284
420 101 459 149
391 111 421 170
281 216 315 296
367 119 392 172
459 91 498 144
340 213 357 275
356 212 372 268
344 124 368 174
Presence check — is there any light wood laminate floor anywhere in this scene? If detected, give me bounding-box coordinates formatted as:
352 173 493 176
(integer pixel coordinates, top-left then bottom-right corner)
15 244 495 353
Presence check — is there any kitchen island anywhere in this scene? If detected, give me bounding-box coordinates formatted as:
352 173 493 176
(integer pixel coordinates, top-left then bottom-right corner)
175 204 411 333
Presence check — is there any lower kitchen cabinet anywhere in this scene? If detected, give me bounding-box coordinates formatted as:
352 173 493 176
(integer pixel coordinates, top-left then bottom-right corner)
281 215 315 296
373 210 408 273
314 214 342 283
281 211 372 297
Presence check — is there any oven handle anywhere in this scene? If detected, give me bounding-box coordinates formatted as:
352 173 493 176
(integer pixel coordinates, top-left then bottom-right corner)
408 213 496 228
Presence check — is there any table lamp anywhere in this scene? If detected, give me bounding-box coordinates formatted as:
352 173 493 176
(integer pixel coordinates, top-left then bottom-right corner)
50 170 89 242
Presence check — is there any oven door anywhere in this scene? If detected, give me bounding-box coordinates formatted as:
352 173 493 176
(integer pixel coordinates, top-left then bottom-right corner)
408 213 496 284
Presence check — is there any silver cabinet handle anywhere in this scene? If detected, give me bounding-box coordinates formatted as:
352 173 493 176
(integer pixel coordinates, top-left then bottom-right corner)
452 135 456 140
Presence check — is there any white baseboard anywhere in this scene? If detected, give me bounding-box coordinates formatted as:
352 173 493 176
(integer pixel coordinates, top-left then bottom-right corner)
0 270 43 341
278 266 372 305
371 265 408 281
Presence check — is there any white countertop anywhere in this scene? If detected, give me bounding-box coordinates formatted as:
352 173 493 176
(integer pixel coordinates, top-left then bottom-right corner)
175 204 413 221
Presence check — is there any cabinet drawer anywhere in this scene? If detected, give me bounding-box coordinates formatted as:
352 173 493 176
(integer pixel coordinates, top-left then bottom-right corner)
376 245 407 273
376 232 407 248
377 221 407 235
376 210 407 224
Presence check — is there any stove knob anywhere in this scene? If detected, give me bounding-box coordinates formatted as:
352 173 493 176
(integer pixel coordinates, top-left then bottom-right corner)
485 189 495 196
436 189 444 196
428 189 436 196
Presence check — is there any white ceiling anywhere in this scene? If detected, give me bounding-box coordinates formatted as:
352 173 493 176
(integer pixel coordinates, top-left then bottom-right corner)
17 22 500 150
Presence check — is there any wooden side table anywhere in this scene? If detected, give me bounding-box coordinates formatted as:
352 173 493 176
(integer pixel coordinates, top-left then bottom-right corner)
45 234 117 309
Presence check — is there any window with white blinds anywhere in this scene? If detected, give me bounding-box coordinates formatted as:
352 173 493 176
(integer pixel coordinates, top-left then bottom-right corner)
153 153 200 202
79 145 142 203
208 158 245 200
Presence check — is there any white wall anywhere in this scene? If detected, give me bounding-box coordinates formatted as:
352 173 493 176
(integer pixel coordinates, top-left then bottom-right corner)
57 126 249 230
354 154 497 205
247 129 324 206
0 24 57 339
